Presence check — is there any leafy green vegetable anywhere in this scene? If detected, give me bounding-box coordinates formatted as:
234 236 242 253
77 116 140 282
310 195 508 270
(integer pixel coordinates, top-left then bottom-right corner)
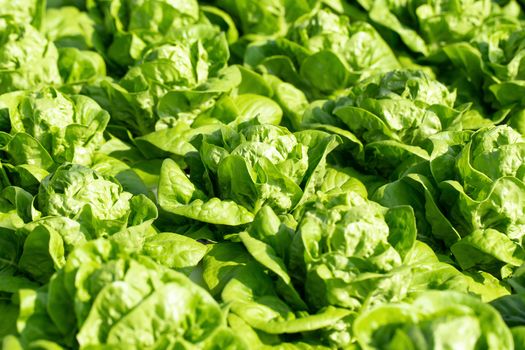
354 291 513 349
0 17 61 94
15 239 248 349
245 8 400 98
0 88 109 166
303 69 473 176
1 0 525 348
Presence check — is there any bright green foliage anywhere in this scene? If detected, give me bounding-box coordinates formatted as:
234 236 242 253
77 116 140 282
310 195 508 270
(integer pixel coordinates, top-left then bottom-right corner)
2 0 525 349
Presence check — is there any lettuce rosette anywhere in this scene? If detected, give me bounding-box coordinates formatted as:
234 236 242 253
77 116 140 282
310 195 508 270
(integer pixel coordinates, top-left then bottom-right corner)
0 17 61 94
8 239 247 349
436 126 525 274
157 124 340 227
302 69 479 177
355 0 513 57
244 8 400 99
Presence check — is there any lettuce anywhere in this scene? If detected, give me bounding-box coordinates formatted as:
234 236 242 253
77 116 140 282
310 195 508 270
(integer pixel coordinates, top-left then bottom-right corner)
1 0 525 348
0 17 61 94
